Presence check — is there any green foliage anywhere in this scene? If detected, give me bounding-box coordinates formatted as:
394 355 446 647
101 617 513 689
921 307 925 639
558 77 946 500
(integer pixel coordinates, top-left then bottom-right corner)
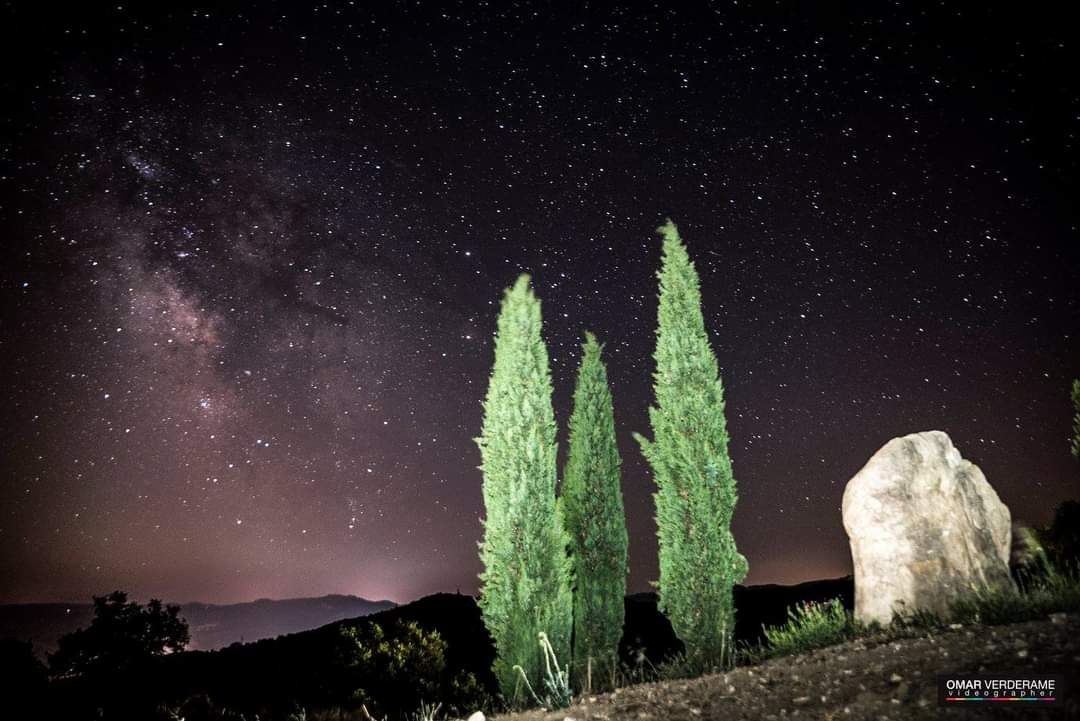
746 599 855 662
633 219 748 668
49 590 189 678
476 274 572 702
1071 379 1080 459
513 631 572 710
337 621 446 709
332 620 484 718
950 564 1080 625
410 700 442 721
561 332 628 682
744 566 1080 666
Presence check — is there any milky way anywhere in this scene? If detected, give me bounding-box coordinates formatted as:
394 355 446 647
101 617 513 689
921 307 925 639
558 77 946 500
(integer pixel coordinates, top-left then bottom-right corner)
2 3 1078 604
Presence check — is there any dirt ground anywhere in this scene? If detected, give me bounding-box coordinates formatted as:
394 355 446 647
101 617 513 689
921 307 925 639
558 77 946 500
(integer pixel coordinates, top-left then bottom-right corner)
491 614 1079 721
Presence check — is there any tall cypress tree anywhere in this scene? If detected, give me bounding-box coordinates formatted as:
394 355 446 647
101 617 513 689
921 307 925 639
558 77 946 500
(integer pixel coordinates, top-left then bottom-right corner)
633 219 748 667
476 274 572 701
1071 379 1080 460
561 332 627 681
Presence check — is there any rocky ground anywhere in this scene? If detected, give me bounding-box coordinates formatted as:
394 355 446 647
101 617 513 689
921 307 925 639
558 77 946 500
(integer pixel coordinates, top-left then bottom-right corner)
492 614 1079 721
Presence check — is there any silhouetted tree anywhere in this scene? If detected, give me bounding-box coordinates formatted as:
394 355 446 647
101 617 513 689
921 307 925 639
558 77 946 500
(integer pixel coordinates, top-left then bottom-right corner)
476 274 571 701
1 638 48 714
561 332 627 684
49 590 189 678
634 220 748 668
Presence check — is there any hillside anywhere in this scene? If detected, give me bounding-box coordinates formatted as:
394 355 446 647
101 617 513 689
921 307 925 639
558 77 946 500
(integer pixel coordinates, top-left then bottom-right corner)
145 579 852 717
11 579 857 718
20 579 1076 720
168 591 500 704
497 614 1079 721
0 594 395 654
188 576 854 683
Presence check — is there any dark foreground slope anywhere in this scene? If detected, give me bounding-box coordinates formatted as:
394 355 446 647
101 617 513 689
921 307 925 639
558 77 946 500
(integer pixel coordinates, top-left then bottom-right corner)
499 614 1080 721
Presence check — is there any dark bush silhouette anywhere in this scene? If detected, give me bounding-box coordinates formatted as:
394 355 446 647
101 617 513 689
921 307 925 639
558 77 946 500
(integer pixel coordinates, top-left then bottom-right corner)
1 638 48 714
1045 500 1080 567
49 590 190 678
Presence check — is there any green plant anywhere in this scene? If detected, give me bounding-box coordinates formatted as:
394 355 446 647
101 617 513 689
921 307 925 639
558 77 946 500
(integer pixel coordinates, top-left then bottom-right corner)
950 564 1080 625
513 631 573 710
615 644 660 686
410 700 442 721
656 651 711 681
561 332 628 688
333 620 486 719
747 599 854 662
633 219 748 668
744 569 1080 666
476 274 572 701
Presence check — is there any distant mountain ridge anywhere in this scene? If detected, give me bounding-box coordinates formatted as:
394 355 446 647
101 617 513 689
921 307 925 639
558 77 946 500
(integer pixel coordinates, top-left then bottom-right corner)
1 575 854 663
0 593 396 655
138 576 854 718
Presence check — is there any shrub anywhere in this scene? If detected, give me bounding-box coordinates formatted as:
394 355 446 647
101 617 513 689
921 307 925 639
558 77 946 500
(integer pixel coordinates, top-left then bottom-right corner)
746 599 854 662
335 621 487 719
951 564 1080 625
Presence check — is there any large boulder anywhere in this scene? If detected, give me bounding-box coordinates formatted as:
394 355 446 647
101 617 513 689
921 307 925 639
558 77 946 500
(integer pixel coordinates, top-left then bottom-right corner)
841 431 1014 624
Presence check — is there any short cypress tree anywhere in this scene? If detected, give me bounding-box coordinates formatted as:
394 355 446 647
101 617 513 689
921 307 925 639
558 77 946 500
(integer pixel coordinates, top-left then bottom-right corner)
476 274 572 701
561 332 628 681
633 219 748 667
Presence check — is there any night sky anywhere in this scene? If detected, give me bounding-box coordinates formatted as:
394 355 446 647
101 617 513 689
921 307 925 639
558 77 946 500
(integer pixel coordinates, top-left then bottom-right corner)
2 2 1078 605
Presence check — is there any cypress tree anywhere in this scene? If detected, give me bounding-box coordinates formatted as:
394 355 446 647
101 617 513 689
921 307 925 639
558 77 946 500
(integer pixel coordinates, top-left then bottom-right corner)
633 219 748 667
561 332 627 682
1071 379 1080 459
476 274 572 701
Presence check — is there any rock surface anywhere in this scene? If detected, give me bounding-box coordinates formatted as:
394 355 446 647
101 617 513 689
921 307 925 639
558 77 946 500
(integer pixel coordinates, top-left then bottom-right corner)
842 430 1014 624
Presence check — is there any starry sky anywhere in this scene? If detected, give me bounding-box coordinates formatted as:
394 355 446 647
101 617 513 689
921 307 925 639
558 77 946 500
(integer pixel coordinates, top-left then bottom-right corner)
2 2 1078 605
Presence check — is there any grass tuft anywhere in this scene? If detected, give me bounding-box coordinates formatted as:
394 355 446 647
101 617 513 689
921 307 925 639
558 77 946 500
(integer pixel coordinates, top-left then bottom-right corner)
951 565 1080 625
410 700 442 721
744 562 1080 665
745 598 854 662
512 631 572 710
